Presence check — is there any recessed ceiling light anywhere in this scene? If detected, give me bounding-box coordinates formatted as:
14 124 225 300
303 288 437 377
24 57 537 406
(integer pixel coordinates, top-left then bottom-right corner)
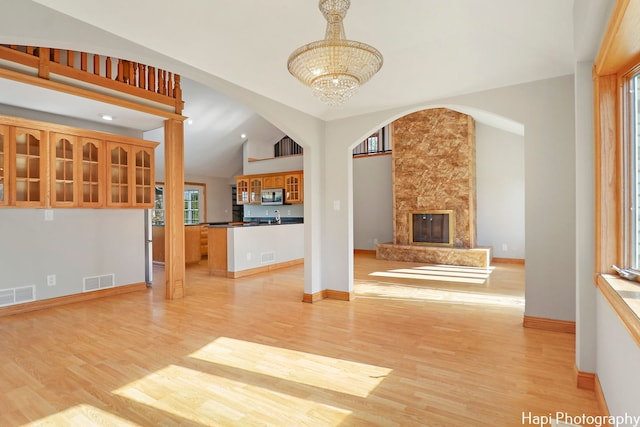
187 119 193 125
100 114 114 121
241 133 247 139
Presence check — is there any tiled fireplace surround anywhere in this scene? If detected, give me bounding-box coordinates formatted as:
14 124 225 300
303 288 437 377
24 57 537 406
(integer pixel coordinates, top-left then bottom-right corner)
376 108 492 267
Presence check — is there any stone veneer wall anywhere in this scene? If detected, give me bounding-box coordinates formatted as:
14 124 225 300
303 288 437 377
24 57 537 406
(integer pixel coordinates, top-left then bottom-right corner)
392 108 476 248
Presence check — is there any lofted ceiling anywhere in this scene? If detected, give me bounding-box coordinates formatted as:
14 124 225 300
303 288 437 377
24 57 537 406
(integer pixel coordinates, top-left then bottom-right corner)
0 0 612 178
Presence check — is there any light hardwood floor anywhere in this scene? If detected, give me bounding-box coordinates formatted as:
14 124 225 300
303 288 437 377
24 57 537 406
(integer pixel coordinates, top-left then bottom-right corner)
0 254 603 426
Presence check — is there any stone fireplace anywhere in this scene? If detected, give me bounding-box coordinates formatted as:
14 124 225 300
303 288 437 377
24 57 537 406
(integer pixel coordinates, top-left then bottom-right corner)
376 108 491 267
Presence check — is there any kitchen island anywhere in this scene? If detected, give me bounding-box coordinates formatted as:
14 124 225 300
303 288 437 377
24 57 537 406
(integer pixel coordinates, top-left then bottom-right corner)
208 222 304 278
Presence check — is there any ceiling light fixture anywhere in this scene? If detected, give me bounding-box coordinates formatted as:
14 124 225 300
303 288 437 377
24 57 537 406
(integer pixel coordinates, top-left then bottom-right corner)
100 114 113 121
287 0 383 106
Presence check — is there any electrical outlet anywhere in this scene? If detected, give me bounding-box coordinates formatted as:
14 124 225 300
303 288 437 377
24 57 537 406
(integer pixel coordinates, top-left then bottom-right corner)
287 210 291 215
246 253 252 261
47 274 56 286
502 243 508 252
44 209 54 221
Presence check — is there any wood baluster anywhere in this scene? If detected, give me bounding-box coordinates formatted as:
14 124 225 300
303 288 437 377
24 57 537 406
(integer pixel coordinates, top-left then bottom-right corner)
148 66 156 93
128 61 135 86
26 46 35 55
81 52 87 71
138 63 146 90
52 49 60 64
158 69 166 95
167 72 173 98
93 54 100 75
67 50 74 67
116 59 125 82
38 47 50 79
106 57 112 79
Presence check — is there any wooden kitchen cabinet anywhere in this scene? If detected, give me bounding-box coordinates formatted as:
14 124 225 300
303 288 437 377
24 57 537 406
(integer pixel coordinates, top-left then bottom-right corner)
133 146 154 206
107 141 156 208
235 170 303 204
50 133 78 207
249 177 262 204
78 137 104 207
107 142 130 207
262 174 284 189
0 115 157 209
284 172 303 203
236 177 249 204
13 127 46 207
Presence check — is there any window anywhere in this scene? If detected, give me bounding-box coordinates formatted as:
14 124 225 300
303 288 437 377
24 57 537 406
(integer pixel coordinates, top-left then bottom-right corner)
183 189 200 224
274 136 303 157
594 0 640 345
352 126 391 156
151 182 206 225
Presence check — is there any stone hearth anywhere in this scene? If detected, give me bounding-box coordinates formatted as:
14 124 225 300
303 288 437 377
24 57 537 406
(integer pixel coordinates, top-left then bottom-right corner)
377 243 492 268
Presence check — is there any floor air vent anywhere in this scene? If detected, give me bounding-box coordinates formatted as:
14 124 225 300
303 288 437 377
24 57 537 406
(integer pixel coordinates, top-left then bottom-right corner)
83 274 115 292
0 285 36 307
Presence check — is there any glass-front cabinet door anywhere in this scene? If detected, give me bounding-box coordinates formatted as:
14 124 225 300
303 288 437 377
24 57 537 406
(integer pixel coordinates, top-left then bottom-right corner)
50 133 77 207
133 146 154 207
14 127 45 207
79 137 103 207
107 142 130 206
250 177 262 204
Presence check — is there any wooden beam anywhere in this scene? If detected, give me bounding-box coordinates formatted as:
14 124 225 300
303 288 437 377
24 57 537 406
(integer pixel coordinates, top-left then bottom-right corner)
164 118 186 299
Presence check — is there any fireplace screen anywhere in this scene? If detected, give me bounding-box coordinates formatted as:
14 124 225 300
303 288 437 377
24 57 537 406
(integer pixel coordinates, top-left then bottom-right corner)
409 210 454 247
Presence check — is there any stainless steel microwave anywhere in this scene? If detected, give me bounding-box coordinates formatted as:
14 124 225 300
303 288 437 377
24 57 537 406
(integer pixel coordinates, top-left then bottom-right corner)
261 188 284 205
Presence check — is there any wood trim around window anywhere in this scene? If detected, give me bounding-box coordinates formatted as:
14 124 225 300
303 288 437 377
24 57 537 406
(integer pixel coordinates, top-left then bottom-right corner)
155 181 207 223
594 0 640 346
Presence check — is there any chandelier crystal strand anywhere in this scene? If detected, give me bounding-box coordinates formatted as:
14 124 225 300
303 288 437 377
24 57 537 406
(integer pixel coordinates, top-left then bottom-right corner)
287 0 383 106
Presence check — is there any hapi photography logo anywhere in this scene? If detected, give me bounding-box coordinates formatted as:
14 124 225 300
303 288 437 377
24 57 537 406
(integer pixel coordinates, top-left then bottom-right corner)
521 411 640 427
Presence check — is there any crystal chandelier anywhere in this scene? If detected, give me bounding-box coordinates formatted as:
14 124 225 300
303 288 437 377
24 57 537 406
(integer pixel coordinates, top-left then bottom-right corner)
287 0 383 106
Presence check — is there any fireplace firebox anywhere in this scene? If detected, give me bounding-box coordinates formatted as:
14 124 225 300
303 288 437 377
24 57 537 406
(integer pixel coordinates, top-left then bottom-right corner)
409 210 454 247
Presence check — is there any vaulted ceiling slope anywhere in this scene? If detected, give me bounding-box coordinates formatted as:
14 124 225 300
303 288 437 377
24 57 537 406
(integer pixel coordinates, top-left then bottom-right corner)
19 0 591 120
0 1 613 177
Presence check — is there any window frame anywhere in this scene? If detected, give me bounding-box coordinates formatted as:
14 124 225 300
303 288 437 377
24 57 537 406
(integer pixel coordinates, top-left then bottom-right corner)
152 181 206 226
594 0 640 347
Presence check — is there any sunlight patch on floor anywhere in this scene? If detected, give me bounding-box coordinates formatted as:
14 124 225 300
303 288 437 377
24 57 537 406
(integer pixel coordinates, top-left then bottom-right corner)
355 282 524 307
113 364 351 425
189 337 391 398
26 404 140 427
389 268 492 280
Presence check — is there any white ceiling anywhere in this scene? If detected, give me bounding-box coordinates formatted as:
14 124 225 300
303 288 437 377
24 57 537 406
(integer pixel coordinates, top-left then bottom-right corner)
0 0 612 178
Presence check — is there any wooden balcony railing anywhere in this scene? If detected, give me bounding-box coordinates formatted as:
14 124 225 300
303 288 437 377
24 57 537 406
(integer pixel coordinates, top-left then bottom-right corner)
0 45 183 114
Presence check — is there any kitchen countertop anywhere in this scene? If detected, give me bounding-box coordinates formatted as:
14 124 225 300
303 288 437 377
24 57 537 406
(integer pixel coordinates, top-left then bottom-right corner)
207 220 303 228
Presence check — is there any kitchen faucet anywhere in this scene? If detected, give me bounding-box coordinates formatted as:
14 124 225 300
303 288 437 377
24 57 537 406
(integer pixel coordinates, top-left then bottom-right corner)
274 210 281 224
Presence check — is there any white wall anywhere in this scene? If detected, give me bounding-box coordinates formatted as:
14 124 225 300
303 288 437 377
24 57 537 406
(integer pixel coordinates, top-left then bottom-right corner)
476 123 525 259
0 209 145 301
352 154 393 250
596 293 640 424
